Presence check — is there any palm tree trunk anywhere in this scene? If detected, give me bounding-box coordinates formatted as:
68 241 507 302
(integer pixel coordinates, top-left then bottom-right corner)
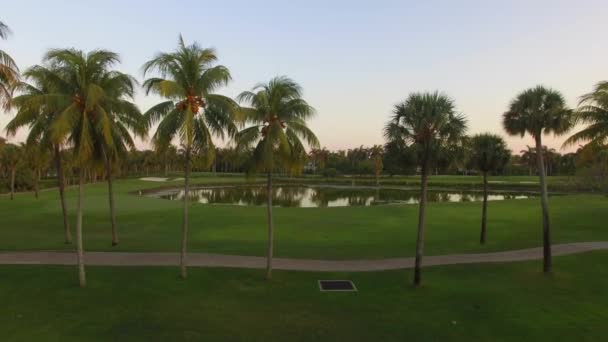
480 171 488 244
105 155 119 246
266 171 274 280
535 136 552 273
34 169 40 199
55 145 72 244
180 149 191 279
76 167 86 288
413 152 429 287
10 167 16 200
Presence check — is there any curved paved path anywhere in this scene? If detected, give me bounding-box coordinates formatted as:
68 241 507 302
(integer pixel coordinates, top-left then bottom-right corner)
0 242 607 272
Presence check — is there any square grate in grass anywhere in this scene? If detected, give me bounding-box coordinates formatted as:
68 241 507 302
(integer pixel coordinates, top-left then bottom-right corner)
318 280 357 292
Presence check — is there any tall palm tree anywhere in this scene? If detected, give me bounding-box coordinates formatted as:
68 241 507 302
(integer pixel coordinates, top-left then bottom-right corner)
16 48 138 287
1 143 21 199
503 85 572 274
236 76 320 279
96 71 144 246
385 92 467 287
0 21 19 109
6 68 73 243
143 36 238 279
469 134 510 244
564 81 608 147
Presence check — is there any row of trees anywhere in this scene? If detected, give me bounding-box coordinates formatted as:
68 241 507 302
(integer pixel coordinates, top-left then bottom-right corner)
3 19 608 288
2 21 318 287
387 83 608 286
306 141 584 178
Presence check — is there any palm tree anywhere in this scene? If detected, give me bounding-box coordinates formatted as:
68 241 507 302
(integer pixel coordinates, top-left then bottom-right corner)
236 76 319 279
309 148 329 175
96 71 143 246
503 85 572 274
143 36 237 279
16 48 137 287
6 68 73 243
469 134 510 244
24 142 51 199
385 92 467 287
370 145 384 185
1 143 21 199
0 21 19 109
564 81 608 147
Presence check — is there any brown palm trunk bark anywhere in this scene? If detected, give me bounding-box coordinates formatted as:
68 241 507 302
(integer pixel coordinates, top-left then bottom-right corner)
76 167 86 288
10 167 16 200
266 171 274 280
413 151 429 287
34 169 40 199
180 149 191 279
535 136 552 273
54 146 72 244
480 171 488 244
105 155 119 246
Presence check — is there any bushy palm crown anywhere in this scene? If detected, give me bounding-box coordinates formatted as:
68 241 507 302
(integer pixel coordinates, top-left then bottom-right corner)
0 21 19 110
503 86 572 139
7 49 141 163
384 92 467 159
236 76 320 173
143 36 237 154
564 81 608 146
469 134 510 173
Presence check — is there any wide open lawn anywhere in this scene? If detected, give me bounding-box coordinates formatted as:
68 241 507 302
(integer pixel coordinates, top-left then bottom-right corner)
1 176 607 258
1 251 607 341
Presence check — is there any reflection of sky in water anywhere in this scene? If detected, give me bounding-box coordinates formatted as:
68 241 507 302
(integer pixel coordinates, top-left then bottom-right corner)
151 186 538 208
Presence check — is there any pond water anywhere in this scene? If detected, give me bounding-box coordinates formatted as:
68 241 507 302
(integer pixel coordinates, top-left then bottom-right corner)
145 185 537 208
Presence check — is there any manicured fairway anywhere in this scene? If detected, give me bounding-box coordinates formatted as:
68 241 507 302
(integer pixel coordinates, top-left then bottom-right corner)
1 176 607 259
1 251 607 341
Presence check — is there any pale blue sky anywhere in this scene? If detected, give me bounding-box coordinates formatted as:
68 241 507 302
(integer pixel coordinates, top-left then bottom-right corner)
2 0 607 152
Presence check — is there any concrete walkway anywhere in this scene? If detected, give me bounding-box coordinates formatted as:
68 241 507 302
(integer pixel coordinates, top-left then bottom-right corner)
1 242 607 272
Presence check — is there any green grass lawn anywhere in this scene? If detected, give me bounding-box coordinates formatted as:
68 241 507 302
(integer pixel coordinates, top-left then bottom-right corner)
1 176 607 258
1 251 607 341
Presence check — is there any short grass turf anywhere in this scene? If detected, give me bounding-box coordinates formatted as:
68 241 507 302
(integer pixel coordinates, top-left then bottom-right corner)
1 176 607 259
1 251 607 341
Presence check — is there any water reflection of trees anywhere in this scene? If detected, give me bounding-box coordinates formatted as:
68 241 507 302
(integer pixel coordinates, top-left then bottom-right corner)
159 186 535 207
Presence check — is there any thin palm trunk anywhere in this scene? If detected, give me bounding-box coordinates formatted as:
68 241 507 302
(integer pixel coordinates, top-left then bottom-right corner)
34 169 40 199
105 155 119 246
180 149 191 279
10 167 16 200
535 136 552 273
76 167 86 288
480 171 489 244
413 152 429 287
266 171 274 280
54 145 72 244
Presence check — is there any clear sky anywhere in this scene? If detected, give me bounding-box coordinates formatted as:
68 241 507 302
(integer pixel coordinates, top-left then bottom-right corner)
2 0 607 153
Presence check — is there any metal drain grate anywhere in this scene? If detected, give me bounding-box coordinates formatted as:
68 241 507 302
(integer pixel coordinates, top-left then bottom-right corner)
318 280 357 292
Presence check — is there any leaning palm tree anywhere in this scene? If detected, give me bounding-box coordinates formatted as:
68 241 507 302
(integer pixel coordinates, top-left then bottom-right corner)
564 81 608 147
469 134 510 244
236 76 320 279
503 85 572 274
385 92 467 287
18 48 136 287
6 68 73 243
143 36 238 279
0 21 19 109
